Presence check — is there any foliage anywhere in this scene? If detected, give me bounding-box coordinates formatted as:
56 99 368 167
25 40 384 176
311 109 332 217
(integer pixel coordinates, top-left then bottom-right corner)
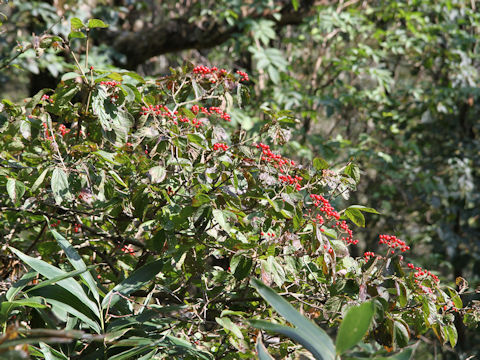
0 16 479 359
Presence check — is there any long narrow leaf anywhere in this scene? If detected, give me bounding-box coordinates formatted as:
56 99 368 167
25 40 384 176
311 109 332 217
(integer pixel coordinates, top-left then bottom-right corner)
250 278 335 360
9 247 101 320
250 320 331 360
256 336 275 360
25 267 93 293
6 270 37 301
101 259 163 309
51 229 100 302
28 285 102 334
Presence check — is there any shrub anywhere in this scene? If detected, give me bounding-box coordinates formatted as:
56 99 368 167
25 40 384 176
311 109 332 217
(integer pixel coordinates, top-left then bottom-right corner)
1 18 478 359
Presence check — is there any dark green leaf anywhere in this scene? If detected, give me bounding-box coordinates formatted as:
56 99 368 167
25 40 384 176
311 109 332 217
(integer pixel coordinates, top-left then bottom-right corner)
336 301 375 354
345 208 366 227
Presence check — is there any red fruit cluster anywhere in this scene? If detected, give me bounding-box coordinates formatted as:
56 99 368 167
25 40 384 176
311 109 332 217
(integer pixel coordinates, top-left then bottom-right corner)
364 251 375 260
379 234 410 253
310 212 325 227
141 104 169 116
73 223 81 233
309 194 340 220
193 106 231 122
336 220 357 244
260 232 275 238
407 263 439 283
278 174 302 191
50 220 61 228
213 143 229 151
253 143 296 178
41 94 53 103
42 122 53 141
324 244 334 255
192 65 228 83
58 124 70 137
236 70 249 82
99 80 120 87
121 245 135 255
141 104 206 128
191 105 200 114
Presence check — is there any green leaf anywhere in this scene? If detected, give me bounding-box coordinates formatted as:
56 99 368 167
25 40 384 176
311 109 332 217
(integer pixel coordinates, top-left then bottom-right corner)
250 278 335 360
8 247 101 321
51 167 71 205
393 320 410 348
0 297 47 324
6 178 25 203
147 165 166 184
6 271 38 301
212 209 231 232
292 0 299 11
70 17 85 30
68 31 86 40
102 259 163 309
94 150 120 165
256 336 275 360
20 118 31 139
61 72 80 82
263 256 286 287
347 205 380 214
230 254 253 280
445 324 458 348
50 230 100 303
87 19 108 29
335 301 375 354
313 157 329 171
344 163 360 183
215 317 244 339
344 208 365 227
109 170 128 188
28 285 101 334
31 168 49 193
187 133 206 148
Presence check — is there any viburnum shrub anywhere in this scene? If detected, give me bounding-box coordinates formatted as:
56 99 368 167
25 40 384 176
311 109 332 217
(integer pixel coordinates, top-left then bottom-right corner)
0 18 479 360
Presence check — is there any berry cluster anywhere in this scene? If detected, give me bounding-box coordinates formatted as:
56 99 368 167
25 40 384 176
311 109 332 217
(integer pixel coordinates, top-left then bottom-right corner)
58 124 70 137
364 251 375 260
50 220 61 228
191 105 231 122
236 70 249 82
207 106 231 121
192 65 228 83
254 142 301 190
73 223 81 233
141 104 169 116
41 94 53 103
99 80 120 87
42 122 53 141
254 143 290 167
121 245 135 255
99 81 121 102
213 143 229 151
335 220 357 244
407 263 440 283
324 244 334 255
260 231 275 238
379 234 410 254
309 194 340 220
141 104 203 128
278 174 302 191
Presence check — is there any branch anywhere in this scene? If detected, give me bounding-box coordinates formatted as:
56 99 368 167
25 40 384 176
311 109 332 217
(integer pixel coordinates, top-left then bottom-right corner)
105 0 318 69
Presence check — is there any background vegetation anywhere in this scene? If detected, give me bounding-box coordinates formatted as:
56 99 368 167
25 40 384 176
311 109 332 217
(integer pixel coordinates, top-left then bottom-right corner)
1 0 480 359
